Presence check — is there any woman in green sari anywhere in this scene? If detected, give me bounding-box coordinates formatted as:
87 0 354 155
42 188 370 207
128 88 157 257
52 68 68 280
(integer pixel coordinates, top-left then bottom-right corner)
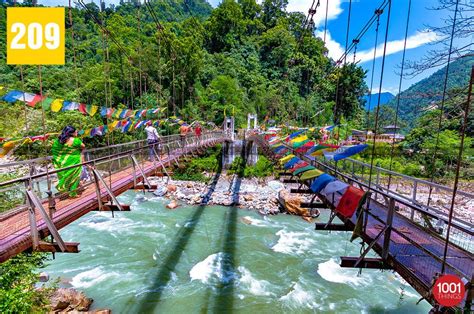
52 126 85 197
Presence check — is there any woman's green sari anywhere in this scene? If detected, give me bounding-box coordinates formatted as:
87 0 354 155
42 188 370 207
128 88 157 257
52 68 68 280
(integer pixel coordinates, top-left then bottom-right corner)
51 137 83 197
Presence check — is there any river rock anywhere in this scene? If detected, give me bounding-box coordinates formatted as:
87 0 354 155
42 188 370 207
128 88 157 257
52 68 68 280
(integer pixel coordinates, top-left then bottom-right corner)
50 288 93 312
243 194 254 202
39 272 49 282
167 185 177 193
166 200 179 209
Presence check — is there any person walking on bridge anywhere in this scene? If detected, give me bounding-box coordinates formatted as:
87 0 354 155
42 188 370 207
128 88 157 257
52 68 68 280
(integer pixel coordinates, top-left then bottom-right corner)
51 126 85 198
179 123 190 150
145 121 160 161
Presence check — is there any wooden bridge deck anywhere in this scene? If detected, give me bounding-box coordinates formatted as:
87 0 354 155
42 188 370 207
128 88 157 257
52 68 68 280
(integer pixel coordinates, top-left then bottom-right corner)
0 138 224 262
326 192 473 304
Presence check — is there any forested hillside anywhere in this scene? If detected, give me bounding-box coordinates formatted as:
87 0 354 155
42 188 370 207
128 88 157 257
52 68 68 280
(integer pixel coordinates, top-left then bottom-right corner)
0 0 366 147
386 56 474 128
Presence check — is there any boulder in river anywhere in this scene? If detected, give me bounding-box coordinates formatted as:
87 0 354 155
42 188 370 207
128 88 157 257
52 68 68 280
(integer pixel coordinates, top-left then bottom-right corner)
166 200 179 209
49 288 93 312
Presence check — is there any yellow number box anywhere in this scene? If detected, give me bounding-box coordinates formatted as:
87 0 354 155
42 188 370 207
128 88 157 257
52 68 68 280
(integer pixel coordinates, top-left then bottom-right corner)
7 7 65 65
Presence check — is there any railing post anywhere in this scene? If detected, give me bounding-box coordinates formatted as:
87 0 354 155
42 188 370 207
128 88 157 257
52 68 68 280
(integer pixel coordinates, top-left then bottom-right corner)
411 181 417 220
382 198 395 260
25 180 39 250
131 155 137 189
91 164 104 211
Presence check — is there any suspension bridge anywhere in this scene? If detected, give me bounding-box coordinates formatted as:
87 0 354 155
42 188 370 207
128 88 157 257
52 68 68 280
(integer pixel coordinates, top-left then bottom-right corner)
0 0 472 312
0 131 229 262
0 126 472 312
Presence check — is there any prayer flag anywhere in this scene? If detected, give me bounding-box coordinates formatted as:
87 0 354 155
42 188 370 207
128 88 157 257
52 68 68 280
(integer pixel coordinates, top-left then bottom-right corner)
321 180 349 197
119 109 128 119
114 109 122 119
289 131 304 139
27 95 44 107
106 108 115 118
51 99 64 112
86 105 98 117
323 144 368 161
41 97 54 111
122 120 132 133
336 186 366 218
100 107 107 117
108 120 119 131
310 173 336 194
62 101 80 111
78 103 87 114
2 90 23 102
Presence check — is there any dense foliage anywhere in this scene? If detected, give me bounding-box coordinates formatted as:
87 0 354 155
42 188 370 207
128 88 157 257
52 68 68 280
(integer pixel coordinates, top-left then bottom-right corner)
386 56 474 129
0 253 52 313
0 0 366 147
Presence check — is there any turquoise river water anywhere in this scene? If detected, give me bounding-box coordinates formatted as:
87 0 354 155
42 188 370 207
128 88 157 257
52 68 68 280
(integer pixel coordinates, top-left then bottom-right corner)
43 190 432 313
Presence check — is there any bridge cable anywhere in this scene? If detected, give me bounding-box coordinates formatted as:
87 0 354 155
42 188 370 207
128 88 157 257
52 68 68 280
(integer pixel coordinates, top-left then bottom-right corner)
333 0 352 139
364 0 392 236
323 0 328 44
425 0 460 211
438 0 464 275
364 11 381 138
387 0 411 189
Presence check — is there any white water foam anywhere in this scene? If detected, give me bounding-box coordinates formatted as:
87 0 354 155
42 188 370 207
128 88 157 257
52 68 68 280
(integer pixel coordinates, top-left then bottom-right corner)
71 267 119 289
271 229 316 255
242 216 267 227
317 258 368 287
237 266 274 297
79 213 135 232
280 282 320 309
189 252 225 284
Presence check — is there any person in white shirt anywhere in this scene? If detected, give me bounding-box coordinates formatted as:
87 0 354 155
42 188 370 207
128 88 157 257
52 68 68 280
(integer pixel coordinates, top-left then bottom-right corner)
145 122 160 161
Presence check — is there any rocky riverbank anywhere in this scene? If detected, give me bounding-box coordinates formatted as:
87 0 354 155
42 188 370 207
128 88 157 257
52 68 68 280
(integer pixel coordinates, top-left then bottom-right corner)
148 176 295 215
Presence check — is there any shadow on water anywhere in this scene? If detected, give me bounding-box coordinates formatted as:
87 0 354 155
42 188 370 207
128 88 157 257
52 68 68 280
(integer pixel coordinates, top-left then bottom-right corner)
134 152 223 313
213 139 248 312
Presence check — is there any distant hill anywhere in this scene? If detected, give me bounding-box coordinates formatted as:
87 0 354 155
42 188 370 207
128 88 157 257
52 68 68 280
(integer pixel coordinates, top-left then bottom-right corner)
386 56 474 129
362 92 394 110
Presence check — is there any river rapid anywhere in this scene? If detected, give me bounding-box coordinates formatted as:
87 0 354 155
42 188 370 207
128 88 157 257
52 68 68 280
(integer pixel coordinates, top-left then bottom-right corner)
43 190 431 313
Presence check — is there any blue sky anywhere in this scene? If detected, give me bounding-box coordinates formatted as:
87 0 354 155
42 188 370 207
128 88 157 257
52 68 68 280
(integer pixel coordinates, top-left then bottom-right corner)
36 0 462 94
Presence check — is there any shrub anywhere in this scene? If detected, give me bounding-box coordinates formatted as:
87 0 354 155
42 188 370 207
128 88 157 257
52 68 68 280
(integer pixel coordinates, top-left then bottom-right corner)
0 253 53 313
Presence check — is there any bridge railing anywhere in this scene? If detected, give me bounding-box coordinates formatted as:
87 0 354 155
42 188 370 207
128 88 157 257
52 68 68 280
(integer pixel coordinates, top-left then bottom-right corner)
318 157 474 251
0 131 225 223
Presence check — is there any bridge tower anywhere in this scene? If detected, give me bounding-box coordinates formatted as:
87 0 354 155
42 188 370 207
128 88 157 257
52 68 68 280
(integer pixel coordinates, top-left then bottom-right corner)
224 116 235 141
246 114 259 165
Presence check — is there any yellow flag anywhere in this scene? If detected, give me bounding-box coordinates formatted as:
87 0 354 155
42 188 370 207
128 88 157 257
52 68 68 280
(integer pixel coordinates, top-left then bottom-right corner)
88 105 98 117
108 120 119 131
51 99 64 112
290 135 308 143
83 129 91 137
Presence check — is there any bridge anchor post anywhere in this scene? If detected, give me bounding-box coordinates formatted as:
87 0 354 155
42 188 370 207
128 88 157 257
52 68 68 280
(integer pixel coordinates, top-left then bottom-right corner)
91 167 123 212
26 189 79 254
131 154 152 190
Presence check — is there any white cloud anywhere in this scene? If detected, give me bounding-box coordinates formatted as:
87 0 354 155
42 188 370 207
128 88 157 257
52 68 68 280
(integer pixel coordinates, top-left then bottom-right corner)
315 30 344 60
286 0 344 27
357 30 442 63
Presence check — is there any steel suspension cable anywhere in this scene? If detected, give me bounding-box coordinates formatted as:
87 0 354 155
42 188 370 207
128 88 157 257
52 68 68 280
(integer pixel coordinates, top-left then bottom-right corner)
68 0 79 90
323 0 329 44
387 0 411 188
364 0 392 232
426 0 460 209
441 66 473 274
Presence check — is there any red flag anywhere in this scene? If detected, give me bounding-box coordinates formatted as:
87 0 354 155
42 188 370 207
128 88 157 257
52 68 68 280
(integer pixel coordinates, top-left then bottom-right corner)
27 95 44 107
79 103 87 114
335 186 365 218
